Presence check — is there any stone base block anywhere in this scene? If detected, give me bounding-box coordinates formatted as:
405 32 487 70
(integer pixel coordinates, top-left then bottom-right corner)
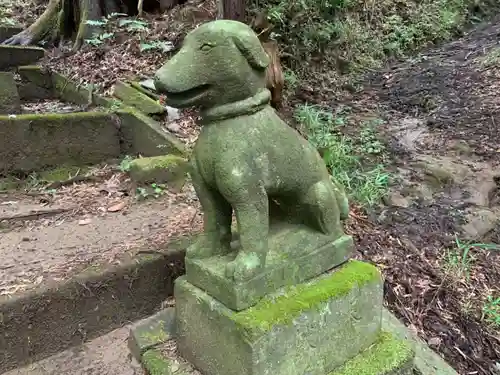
186 223 354 311
176 260 383 375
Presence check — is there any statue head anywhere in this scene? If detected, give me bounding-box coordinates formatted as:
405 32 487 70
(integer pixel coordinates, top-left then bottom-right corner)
153 20 270 109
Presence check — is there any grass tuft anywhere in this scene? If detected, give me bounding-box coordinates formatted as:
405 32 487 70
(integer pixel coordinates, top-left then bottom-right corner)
294 104 390 207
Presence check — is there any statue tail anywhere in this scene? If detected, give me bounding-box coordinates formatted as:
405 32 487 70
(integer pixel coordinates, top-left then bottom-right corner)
331 179 349 220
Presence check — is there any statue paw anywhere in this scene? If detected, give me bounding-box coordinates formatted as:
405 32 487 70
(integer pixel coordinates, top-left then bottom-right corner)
225 252 265 281
186 238 216 259
186 236 231 259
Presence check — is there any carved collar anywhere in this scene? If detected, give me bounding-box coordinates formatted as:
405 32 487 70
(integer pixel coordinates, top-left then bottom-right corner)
200 88 271 123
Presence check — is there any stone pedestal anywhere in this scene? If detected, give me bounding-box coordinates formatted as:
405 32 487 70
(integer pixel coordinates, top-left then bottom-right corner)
175 259 414 375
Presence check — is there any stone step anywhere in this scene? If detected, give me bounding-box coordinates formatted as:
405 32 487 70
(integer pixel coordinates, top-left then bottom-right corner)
2 326 144 375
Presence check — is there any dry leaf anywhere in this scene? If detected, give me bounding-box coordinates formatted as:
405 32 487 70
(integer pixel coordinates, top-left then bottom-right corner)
78 218 92 225
107 201 126 212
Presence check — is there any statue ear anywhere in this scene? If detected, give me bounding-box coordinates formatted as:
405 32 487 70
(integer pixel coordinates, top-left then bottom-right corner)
232 33 270 71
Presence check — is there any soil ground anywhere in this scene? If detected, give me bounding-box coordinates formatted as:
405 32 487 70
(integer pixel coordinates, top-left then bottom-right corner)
2 0 500 374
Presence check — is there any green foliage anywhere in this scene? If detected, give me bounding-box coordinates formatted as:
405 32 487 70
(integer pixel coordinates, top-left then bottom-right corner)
444 236 499 280
83 13 170 53
119 155 134 172
482 295 500 327
294 104 389 207
252 0 496 73
139 40 175 53
135 182 168 200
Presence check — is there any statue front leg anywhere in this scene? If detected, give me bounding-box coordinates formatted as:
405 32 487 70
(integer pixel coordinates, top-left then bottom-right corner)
188 162 232 259
224 187 269 281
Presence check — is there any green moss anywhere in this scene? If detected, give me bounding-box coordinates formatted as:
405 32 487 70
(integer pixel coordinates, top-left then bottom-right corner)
142 349 171 375
232 260 381 332
113 81 165 115
17 65 41 71
39 165 88 182
139 320 170 345
0 111 110 122
330 331 414 375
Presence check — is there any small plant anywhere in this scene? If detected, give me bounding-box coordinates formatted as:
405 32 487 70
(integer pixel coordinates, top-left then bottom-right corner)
84 13 151 47
151 183 167 198
294 104 389 207
85 31 114 46
135 182 168 200
444 236 499 280
136 186 149 200
283 68 299 91
118 19 148 32
119 155 134 172
139 40 175 53
480 47 500 68
482 295 500 327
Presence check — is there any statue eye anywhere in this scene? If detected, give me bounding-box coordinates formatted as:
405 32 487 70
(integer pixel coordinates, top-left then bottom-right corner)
200 43 213 51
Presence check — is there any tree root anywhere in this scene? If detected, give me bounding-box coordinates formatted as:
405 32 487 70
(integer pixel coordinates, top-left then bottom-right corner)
2 0 61 46
0 0 154 50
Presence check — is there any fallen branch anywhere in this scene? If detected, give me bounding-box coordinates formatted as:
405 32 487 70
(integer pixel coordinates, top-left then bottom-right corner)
45 175 100 189
0 207 73 222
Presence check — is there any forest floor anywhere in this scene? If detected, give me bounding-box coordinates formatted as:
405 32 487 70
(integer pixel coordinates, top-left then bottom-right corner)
1 0 500 374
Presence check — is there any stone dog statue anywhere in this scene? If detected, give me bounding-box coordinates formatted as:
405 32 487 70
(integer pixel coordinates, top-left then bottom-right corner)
154 20 349 282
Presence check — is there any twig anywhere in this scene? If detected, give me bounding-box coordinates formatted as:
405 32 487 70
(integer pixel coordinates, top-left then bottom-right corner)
0 207 73 222
45 175 100 190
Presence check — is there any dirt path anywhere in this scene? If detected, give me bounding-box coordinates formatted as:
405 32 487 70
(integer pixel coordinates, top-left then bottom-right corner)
339 16 500 375
0 176 202 296
3 326 144 375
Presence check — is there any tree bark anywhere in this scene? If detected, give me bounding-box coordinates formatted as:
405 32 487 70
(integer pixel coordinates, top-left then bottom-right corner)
221 0 246 22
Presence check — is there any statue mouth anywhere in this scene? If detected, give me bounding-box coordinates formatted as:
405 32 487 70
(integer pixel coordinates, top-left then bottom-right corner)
166 84 210 105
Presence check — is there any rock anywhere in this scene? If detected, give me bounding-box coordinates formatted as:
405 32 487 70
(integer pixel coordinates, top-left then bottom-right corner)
0 72 21 114
112 81 166 115
0 45 45 70
385 191 411 208
417 155 470 189
462 208 500 241
165 105 181 122
128 155 189 191
450 139 472 155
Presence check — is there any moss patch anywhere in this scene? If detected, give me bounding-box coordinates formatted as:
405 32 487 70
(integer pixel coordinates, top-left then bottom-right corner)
142 349 170 375
39 165 88 182
232 260 381 332
112 81 165 115
330 331 414 375
128 154 188 187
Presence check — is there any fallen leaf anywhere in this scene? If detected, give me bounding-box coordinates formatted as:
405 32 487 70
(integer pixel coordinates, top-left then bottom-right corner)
107 201 126 212
78 218 92 225
428 337 441 347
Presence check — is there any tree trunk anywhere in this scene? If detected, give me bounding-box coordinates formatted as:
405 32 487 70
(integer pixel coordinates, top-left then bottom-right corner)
221 0 245 22
0 0 177 50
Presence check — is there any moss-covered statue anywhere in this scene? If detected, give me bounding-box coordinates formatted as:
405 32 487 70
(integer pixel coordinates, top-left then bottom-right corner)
154 20 349 283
